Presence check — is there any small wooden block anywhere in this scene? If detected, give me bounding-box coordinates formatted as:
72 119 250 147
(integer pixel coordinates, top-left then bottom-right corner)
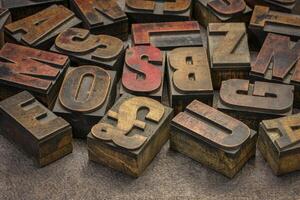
132 21 202 50
53 66 117 138
87 94 173 177
258 114 300 175
0 43 69 108
70 0 128 40
120 45 165 102
167 47 213 113
250 33 300 108
249 6 300 44
4 5 81 49
0 0 68 20
194 0 252 27
245 0 300 14
0 8 11 48
214 79 294 130
208 23 251 89
124 0 192 23
170 100 257 178
51 28 126 74
0 91 73 167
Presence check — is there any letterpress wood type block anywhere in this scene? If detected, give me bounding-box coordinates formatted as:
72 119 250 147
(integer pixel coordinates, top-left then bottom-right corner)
245 0 300 14
208 23 250 89
0 8 10 48
258 114 300 175
214 79 294 130
87 94 173 177
70 0 128 40
4 5 81 49
170 100 257 178
251 33 300 108
0 43 69 108
0 0 68 20
132 21 202 50
120 45 165 102
249 6 300 43
53 66 117 138
167 47 213 113
125 0 192 23
0 91 73 167
194 0 252 27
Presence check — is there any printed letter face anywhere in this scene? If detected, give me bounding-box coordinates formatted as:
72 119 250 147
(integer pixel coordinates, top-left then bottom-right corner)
208 0 246 15
92 96 165 150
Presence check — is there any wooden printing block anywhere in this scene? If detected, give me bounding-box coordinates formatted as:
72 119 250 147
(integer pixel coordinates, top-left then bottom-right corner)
51 28 126 75
120 45 165 102
167 47 213 114
70 0 128 40
53 66 117 138
258 114 300 175
124 0 192 23
208 23 251 89
4 5 81 50
0 91 73 167
87 94 173 177
131 21 202 50
193 0 252 27
0 43 69 108
250 33 300 108
214 79 294 130
249 6 300 44
245 0 300 14
0 8 10 48
170 100 257 178
0 0 68 20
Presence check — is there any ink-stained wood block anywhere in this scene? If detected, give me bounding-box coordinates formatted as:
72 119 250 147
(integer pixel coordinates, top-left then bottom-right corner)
53 66 117 138
0 91 73 167
0 43 70 108
120 45 165 102
208 23 251 89
4 5 81 50
249 6 300 44
258 114 300 175
194 0 252 27
124 0 192 23
0 8 10 48
167 47 213 114
170 100 257 178
0 0 69 20
70 0 128 40
131 21 203 50
245 0 300 14
51 28 126 74
87 94 173 177
214 79 294 130
250 33 300 108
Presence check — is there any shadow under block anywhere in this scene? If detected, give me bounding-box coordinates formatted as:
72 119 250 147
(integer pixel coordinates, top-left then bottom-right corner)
53 66 117 138
70 0 128 40
0 0 68 20
51 28 126 74
170 100 257 178
4 5 81 49
194 0 252 27
208 23 251 89
124 0 192 23
250 33 300 108
120 45 165 102
0 43 69 108
245 0 300 14
258 114 300 175
214 79 294 130
0 8 10 48
167 47 213 114
131 21 203 50
87 94 173 177
0 91 73 167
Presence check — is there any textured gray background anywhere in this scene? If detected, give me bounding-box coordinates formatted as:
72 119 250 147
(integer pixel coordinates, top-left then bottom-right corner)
0 135 300 200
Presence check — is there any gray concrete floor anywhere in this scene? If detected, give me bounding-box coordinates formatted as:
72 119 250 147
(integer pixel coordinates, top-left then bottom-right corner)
0 135 300 200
